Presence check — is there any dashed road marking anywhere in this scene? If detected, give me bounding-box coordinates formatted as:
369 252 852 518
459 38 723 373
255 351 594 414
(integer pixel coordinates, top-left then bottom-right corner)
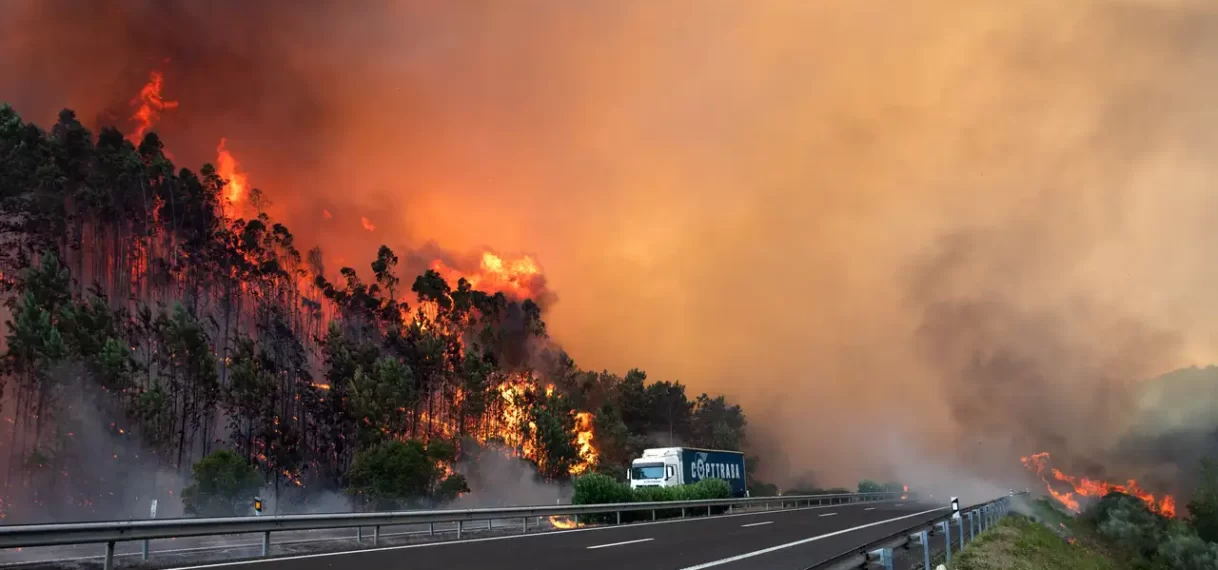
587 538 654 550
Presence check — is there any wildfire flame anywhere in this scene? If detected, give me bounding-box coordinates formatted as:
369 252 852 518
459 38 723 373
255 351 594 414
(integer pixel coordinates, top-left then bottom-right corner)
492 377 597 475
216 138 249 207
569 412 598 476
128 70 179 144
1021 452 1176 517
431 252 545 302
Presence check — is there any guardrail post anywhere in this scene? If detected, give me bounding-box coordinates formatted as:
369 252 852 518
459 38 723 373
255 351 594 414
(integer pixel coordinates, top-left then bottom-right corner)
681 507 686 518
616 511 621 525
523 516 529 533
941 521 952 567
142 538 149 561
958 514 965 550
104 541 115 570
921 530 931 569
262 531 270 557
574 514 580 526
707 504 712 517
457 520 463 539
374 525 380 545
652 509 657 521
357 526 363 544
429 521 435 536
868 547 894 570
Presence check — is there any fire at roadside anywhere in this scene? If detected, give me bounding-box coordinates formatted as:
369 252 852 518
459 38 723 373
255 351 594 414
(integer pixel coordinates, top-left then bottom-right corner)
1020 452 1177 518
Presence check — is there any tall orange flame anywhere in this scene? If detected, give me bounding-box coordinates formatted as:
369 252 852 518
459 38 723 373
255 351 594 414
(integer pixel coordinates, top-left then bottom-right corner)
215 138 249 208
569 411 598 476
1021 452 1176 517
128 70 179 144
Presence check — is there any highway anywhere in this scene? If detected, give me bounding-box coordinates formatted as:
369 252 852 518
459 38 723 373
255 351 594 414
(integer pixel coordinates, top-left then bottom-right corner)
153 501 946 570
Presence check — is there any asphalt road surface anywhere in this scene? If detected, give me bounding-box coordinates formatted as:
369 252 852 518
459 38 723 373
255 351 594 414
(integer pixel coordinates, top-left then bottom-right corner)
151 501 946 570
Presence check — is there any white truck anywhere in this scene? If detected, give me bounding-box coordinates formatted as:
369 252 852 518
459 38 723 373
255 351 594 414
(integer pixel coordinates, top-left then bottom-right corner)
628 447 748 497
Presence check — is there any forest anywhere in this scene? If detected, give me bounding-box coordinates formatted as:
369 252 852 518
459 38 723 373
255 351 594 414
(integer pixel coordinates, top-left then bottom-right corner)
0 105 752 522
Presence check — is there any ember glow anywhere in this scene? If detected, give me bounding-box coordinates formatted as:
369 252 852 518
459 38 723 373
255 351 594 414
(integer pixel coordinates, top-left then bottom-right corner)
360 216 376 232
1021 452 1177 517
127 70 178 144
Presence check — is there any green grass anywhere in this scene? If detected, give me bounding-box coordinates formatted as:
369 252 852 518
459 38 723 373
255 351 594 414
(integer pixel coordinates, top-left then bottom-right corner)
951 515 1125 570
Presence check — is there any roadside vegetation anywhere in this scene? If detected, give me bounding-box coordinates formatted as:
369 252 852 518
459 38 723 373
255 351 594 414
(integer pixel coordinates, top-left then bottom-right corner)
952 515 1120 570
571 473 732 522
951 457 1218 570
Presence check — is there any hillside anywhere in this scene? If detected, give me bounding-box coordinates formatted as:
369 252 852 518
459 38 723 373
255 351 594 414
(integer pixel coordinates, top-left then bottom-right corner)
0 105 752 523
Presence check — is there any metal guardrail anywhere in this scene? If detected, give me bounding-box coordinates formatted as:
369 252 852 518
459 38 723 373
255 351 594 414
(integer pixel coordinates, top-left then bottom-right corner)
0 491 904 570
814 491 1029 570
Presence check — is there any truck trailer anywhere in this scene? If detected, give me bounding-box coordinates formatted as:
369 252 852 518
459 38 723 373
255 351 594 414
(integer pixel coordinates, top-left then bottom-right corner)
628 447 747 497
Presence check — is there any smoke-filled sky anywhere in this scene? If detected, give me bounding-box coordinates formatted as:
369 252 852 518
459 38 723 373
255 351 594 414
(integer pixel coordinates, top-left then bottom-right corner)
4 0 1218 490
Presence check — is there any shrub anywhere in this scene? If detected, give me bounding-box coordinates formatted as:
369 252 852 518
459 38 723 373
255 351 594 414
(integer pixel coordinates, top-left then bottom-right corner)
748 481 779 497
573 473 632 506
573 475 734 523
181 449 263 517
345 439 465 510
1090 493 1166 560
1152 527 1218 570
1187 457 1218 543
681 478 732 501
857 479 883 493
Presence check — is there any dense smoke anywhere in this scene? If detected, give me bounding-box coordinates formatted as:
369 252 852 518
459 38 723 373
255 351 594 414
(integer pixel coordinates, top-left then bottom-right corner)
5 0 1218 498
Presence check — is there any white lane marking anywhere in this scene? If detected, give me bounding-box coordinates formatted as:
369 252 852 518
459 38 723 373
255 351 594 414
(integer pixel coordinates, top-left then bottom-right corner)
865 507 876 511
818 513 838 517
678 508 947 570
586 538 654 549
158 501 911 570
740 521 773 528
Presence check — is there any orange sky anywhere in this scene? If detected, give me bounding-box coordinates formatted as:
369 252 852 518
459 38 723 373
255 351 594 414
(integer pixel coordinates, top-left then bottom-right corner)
4 0 1218 488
